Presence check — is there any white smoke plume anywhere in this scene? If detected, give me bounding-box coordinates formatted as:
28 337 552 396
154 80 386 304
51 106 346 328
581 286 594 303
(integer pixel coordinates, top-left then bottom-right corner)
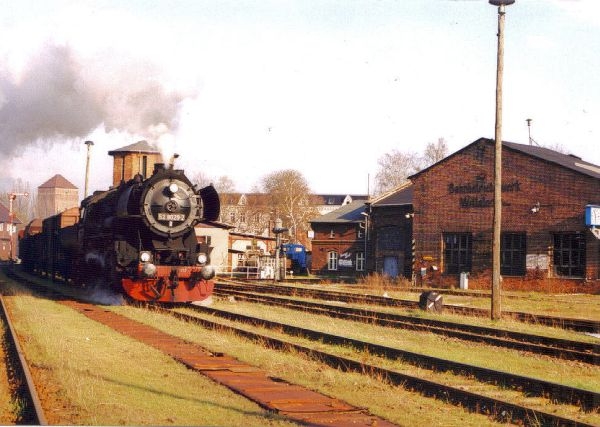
0 43 195 158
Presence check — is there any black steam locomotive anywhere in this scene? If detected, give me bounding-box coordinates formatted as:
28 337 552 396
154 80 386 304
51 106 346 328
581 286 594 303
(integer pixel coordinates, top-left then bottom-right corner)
20 162 220 303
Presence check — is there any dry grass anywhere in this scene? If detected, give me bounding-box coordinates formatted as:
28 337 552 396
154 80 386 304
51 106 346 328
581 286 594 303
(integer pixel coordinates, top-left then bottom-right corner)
162 298 600 426
3 292 298 426
115 305 508 427
206 299 600 394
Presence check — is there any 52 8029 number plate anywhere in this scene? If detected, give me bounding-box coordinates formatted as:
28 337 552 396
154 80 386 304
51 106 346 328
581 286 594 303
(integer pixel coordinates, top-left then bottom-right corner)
158 213 185 221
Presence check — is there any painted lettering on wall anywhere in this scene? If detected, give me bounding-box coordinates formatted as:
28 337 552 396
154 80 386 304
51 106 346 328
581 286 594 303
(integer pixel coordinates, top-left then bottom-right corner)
448 175 521 194
449 175 521 208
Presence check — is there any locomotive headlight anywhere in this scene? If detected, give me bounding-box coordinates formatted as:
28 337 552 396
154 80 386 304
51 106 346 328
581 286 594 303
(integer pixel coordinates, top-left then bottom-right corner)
197 253 208 265
168 183 179 194
140 251 152 263
199 265 215 280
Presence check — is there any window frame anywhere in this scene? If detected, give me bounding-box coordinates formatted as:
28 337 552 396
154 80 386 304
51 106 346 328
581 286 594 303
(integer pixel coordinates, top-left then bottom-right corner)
553 232 586 278
501 232 526 276
327 251 339 271
443 232 473 274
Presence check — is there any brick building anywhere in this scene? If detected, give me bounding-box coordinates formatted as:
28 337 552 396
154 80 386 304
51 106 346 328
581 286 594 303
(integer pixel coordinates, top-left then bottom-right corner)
367 183 413 279
409 137 600 291
309 200 367 278
0 203 23 261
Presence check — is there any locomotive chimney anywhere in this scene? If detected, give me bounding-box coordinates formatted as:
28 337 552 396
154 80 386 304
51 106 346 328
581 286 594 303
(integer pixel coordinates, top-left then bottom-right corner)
168 153 179 170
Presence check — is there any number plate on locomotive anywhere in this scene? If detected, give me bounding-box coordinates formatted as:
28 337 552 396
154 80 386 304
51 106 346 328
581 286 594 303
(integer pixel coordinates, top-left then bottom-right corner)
158 213 185 221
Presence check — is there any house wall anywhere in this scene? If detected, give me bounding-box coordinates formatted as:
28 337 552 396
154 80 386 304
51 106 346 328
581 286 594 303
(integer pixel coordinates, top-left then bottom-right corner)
194 226 230 273
310 223 365 279
411 139 600 291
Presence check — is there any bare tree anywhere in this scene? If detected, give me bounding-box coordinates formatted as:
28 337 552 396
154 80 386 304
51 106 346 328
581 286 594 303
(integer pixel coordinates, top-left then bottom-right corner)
374 137 449 196
374 150 421 195
260 169 319 245
423 137 449 168
213 176 236 194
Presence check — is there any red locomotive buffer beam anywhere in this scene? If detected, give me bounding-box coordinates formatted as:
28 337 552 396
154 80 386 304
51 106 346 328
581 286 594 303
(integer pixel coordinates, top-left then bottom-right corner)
122 265 215 302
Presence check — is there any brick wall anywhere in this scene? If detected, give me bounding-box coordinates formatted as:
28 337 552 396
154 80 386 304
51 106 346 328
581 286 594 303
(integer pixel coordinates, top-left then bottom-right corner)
311 223 365 278
411 139 600 290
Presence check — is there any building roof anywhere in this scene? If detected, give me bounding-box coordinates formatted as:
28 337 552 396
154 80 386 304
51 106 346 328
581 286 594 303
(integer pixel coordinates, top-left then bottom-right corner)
38 174 78 190
0 203 23 224
409 137 600 181
310 199 367 224
370 182 413 207
313 194 369 205
107 140 159 155
504 140 600 179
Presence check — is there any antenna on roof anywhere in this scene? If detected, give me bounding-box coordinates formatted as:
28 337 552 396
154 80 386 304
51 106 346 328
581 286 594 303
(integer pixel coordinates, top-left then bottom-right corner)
526 118 540 146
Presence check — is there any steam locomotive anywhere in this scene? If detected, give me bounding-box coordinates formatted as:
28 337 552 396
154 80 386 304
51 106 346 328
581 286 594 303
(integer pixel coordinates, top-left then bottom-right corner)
19 162 220 303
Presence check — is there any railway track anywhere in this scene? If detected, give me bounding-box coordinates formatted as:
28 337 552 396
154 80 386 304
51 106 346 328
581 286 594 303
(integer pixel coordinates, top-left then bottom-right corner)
216 280 600 333
2 268 396 426
5 268 598 425
163 303 599 426
214 287 600 365
0 292 47 425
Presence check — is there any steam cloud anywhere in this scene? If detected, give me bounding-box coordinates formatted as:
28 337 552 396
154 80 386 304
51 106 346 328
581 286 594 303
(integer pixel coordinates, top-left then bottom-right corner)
0 43 195 157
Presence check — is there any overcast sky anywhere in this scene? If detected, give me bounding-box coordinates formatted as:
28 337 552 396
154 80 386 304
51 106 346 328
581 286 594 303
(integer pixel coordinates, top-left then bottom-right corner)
1 0 599 199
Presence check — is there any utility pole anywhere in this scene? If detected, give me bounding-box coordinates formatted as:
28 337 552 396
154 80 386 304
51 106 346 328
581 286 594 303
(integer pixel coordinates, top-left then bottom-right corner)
489 0 515 320
8 191 29 262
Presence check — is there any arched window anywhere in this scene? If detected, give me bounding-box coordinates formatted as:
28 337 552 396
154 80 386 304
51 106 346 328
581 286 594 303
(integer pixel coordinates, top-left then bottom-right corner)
327 251 338 271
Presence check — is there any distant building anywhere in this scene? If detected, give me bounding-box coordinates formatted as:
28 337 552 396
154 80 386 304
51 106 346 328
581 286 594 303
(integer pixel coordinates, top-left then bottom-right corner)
367 183 413 279
309 199 368 279
218 192 369 249
0 202 23 261
37 174 79 219
312 194 369 215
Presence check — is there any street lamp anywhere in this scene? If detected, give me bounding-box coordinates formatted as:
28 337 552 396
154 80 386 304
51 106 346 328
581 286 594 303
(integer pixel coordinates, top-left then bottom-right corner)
84 140 94 198
489 0 515 320
272 218 288 282
360 211 369 273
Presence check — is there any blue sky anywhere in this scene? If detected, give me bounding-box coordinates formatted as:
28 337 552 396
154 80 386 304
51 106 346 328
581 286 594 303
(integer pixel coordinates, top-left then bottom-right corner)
1 0 599 197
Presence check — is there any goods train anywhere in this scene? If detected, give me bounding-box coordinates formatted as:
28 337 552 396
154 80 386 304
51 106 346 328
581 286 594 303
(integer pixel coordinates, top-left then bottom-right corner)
19 162 220 303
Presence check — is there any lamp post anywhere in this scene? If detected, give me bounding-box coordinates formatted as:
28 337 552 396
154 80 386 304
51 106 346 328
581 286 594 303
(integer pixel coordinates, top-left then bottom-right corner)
360 211 369 274
84 140 94 198
272 218 288 282
489 0 514 320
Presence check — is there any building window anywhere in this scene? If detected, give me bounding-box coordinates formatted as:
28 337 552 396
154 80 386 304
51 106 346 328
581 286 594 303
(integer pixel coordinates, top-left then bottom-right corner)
229 212 236 223
553 233 586 277
357 228 364 239
501 233 526 276
327 251 338 271
329 230 335 238
443 233 472 274
356 251 365 271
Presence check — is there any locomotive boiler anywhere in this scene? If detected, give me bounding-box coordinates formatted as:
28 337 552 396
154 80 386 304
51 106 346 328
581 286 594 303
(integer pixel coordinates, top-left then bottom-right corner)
20 161 220 303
